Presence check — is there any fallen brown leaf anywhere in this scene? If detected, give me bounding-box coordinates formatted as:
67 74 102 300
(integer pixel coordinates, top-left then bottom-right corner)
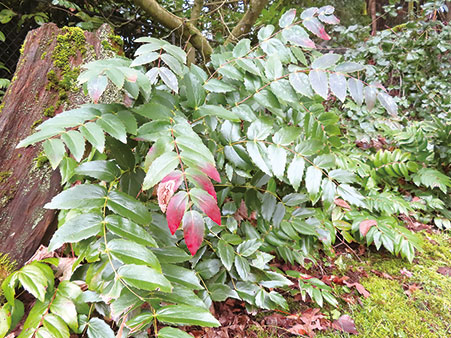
344 281 370 298
332 315 358 334
437 267 451 276
359 219 377 237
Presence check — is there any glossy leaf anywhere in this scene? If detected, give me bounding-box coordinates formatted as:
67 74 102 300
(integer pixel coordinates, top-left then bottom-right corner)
86 318 115 338
157 170 183 212
348 78 364 105
289 72 313 97
217 240 234 271
190 188 221 225
105 214 157 247
186 168 216 200
43 138 66 169
305 166 322 197
87 75 108 103
80 122 105 153
166 191 188 235
156 305 220 327
107 191 152 225
61 130 85 162
142 151 179 190
309 69 328 99
312 53 341 69
96 113 127 143
108 238 161 271
44 184 107 210
118 264 172 292
329 72 347 102
288 156 305 190
182 210 205 256
74 160 120 182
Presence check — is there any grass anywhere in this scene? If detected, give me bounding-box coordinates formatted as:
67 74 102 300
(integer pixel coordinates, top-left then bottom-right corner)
249 230 451 337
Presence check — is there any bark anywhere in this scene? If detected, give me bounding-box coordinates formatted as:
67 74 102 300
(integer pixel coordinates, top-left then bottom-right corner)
225 0 269 44
0 23 117 266
133 0 213 59
369 0 377 35
446 2 451 23
190 0 204 26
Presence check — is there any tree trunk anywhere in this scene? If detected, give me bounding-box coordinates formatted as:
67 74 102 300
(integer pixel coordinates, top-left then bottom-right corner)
0 23 119 266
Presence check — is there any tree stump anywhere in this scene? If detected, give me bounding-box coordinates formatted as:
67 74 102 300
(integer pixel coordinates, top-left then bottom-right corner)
0 23 122 266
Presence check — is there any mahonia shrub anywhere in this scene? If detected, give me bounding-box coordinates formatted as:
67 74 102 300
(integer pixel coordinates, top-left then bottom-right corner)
1 6 425 337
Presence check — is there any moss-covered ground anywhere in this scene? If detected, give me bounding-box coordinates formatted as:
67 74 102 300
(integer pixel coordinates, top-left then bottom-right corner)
249 230 451 337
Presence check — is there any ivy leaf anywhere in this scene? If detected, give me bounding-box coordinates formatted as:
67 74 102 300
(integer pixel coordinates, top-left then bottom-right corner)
309 69 328 99
182 210 205 256
48 213 103 250
43 138 66 169
50 295 78 331
166 191 189 235
156 305 220 327
329 72 347 102
279 8 296 27
142 151 179 190
87 75 108 103
118 264 172 292
17 265 49 302
190 188 221 225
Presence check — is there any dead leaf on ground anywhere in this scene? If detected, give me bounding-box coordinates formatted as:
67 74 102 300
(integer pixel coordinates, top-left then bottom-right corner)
404 283 421 296
437 267 451 276
359 220 377 236
332 314 358 334
344 281 370 298
24 245 54 264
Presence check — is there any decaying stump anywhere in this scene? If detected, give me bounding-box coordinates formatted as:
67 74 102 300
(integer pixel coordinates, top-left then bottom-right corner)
0 23 122 265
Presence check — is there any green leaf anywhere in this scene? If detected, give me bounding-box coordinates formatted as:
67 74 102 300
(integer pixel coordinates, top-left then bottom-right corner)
348 78 364 105
105 136 135 170
268 145 287 180
265 54 283 80
86 318 115 338
106 215 157 247
279 8 296 28
234 255 250 281
152 247 191 264
161 53 183 75
209 283 239 302
158 327 194 338
108 239 161 271
305 166 322 197
50 295 78 331
43 138 66 169
142 151 179 190
61 130 85 162
161 264 203 290
309 69 328 99
107 191 152 225
80 122 105 153
0 306 11 338
17 264 49 303
75 160 120 181
377 91 398 116
198 105 239 121
247 119 273 140
217 240 234 271
204 79 235 93
335 62 365 73
97 114 127 143
261 193 276 221
312 53 341 69
233 39 251 58
105 69 125 88
49 212 103 250
329 72 347 102
16 127 65 148
44 184 107 210
117 110 138 135
160 67 178 92
156 305 220 327
337 184 366 207
287 156 305 190
43 313 69 338
289 72 313 97
247 141 272 175
237 239 261 257
118 264 172 292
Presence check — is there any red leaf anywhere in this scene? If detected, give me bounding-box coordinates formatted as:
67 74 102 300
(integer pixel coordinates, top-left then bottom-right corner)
166 191 188 235
190 188 221 225
332 315 358 334
359 219 377 237
344 281 370 298
157 170 183 212
186 168 217 200
200 162 221 182
183 210 205 255
334 198 351 210
303 17 331 40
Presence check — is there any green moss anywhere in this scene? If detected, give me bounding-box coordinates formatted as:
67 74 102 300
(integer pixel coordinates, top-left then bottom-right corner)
317 231 451 338
43 105 55 117
31 118 43 128
0 171 12 184
33 152 49 169
52 27 86 73
41 51 47 60
0 102 4 114
0 253 16 294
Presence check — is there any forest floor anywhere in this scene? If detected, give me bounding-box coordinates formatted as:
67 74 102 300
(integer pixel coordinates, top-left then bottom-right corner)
196 229 451 338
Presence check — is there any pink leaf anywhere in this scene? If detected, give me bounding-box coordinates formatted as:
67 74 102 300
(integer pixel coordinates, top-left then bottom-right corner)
190 188 221 225
200 162 221 182
359 219 377 237
87 75 108 103
319 14 340 25
157 170 183 212
303 17 331 40
186 168 217 200
166 191 188 235
183 210 205 255
332 315 358 334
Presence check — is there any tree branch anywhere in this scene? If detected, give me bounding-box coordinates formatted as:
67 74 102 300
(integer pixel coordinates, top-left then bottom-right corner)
224 0 269 45
133 0 213 59
191 0 204 26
